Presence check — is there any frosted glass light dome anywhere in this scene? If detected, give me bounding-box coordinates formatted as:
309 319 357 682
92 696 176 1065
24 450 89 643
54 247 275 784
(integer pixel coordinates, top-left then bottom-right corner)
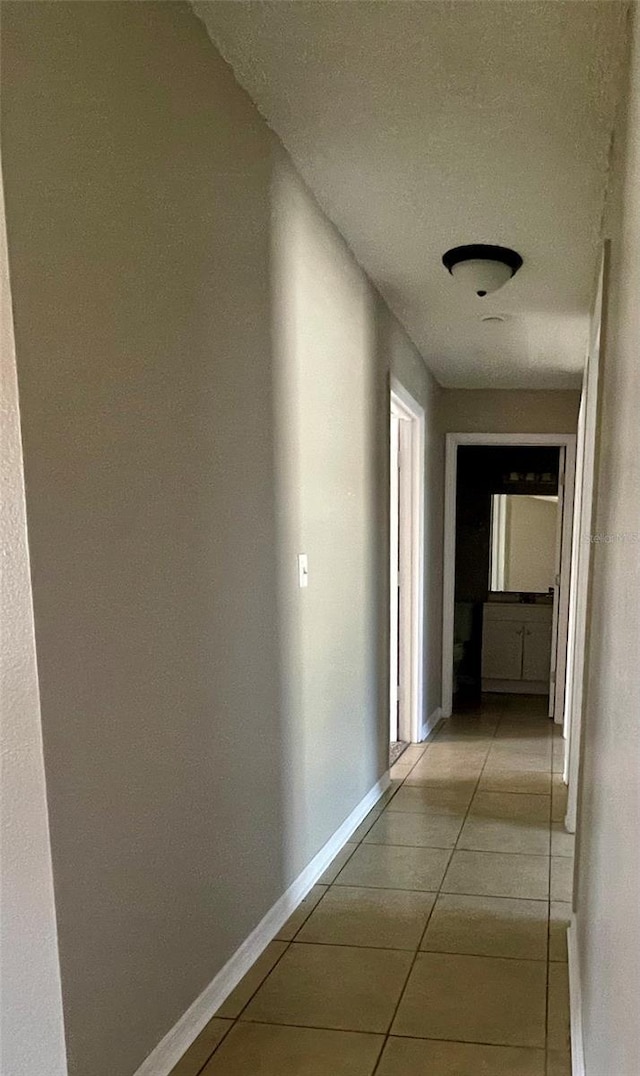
442 244 523 297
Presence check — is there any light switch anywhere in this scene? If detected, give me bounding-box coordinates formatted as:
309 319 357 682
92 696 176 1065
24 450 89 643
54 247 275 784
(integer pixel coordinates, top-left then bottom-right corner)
297 553 309 588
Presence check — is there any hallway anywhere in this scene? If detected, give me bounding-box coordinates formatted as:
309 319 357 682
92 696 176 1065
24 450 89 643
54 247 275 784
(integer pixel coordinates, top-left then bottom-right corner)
4 5 639 1074
172 697 573 1076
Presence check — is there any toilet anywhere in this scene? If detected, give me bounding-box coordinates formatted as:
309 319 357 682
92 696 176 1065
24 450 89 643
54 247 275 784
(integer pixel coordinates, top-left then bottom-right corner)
453 602 474 693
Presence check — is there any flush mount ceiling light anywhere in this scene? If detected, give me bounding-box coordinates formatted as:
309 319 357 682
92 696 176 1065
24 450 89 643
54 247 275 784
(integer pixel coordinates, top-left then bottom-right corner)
442 244 523 297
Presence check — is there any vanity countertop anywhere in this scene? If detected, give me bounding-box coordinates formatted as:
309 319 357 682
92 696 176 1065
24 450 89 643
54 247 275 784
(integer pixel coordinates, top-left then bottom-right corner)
487 592 553 605
484 601 553 622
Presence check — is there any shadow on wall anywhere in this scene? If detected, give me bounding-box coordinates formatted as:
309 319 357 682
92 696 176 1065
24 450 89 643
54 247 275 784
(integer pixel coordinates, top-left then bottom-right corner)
1 5 388 1075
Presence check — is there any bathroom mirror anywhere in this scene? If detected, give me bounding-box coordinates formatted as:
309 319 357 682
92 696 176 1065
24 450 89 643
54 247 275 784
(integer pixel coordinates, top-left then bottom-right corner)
489 494 558 593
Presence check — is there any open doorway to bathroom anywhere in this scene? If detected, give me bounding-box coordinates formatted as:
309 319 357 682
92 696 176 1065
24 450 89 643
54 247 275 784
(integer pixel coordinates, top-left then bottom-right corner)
452 445 561 711
389 379 425 765
442 434 576 722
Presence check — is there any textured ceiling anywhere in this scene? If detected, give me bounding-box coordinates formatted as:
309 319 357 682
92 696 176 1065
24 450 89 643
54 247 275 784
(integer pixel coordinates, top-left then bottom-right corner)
195 1 626 388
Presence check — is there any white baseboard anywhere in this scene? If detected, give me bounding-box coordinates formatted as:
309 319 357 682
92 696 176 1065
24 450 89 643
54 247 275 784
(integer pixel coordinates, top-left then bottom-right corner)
419 707 442 742
567 917 585 1076
133 772 390 1076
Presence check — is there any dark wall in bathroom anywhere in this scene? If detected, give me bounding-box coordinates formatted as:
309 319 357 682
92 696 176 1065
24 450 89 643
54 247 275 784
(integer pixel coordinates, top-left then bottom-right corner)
454 446 560 695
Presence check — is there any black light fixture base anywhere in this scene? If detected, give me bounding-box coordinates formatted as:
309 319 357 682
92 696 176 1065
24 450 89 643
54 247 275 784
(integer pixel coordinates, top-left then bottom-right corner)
442 244 523 296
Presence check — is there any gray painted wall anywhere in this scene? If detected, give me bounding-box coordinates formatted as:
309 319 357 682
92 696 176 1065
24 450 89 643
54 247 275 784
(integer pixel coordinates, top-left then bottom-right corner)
0 164 67 1076
439 389 581 433
2 6 285 1073
1 4 436 1074
574 9 640 1074
270 151 389 881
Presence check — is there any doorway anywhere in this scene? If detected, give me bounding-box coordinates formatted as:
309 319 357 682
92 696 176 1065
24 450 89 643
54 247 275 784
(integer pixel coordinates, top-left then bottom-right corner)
389 378 425 760
442 433 576 721
563 244 608 832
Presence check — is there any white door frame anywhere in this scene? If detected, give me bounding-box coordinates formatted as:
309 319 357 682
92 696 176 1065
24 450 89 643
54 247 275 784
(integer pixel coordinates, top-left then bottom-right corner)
564 245 608 831
489 494 507 592
390 377 425 744
548 446 566 719
442 432 577 720
389 409 401 743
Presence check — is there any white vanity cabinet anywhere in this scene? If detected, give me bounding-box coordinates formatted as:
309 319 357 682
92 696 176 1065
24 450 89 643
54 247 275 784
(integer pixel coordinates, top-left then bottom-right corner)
482 602 553 694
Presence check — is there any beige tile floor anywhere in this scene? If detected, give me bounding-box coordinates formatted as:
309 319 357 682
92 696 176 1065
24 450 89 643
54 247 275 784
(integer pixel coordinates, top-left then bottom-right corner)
171 695 573 1076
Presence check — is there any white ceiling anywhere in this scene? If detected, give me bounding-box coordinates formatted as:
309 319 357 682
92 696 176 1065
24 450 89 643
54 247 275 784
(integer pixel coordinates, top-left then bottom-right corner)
195 1 626 388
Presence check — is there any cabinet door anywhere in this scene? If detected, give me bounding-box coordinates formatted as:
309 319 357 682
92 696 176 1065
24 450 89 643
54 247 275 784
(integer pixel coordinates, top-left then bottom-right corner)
522 623 552 681
482 619 523 680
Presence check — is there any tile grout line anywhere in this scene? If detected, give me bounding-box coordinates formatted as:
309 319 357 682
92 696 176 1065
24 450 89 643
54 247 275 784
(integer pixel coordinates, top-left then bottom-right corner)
361 838 552 856
351 724 446 1074
186 1018 235 1076
369 751 444 1074
369 710 503 1076
331 880 551 895
280 936 552 961
444 710 502 870
236 1017 549 1052
343 723 448 1076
